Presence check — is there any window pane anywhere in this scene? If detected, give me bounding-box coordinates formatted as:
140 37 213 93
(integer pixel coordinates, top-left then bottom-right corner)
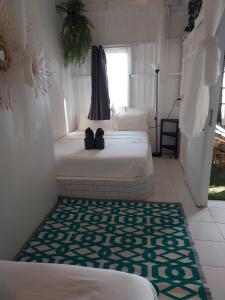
222 88 225 104
222 103 225 125
221 71 225 124
223 71 225 88
106 48 129 108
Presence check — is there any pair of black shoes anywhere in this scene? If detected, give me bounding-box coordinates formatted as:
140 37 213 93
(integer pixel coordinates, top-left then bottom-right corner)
84 127 105 150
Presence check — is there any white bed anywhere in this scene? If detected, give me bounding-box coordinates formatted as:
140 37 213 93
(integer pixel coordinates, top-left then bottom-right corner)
0 261 157 300
55 131 153 179
54 131 154 200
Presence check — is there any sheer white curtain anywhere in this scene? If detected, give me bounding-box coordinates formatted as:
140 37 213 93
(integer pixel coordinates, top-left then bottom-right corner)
72 44 157 116
72 52 92 118
72 4 167 117
130 44 157 110
180 0 225 137
105 47 130 109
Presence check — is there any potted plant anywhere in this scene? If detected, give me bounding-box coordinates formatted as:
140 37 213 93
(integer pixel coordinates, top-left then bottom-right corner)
185 0 203 32
56 0 93 67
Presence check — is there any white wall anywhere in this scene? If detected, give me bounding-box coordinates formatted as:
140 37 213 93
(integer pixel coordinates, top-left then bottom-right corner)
0 0 68 259
72 3 186 151
87 7 159 46
85 0 162 11
39 0 76 140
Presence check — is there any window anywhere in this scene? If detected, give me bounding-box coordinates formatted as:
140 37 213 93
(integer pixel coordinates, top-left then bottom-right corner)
105 47 130 109
219 55 225 126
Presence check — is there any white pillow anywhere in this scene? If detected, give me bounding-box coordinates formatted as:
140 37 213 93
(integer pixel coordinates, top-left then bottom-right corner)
113 111 149 131
78 116 114 131
111 106 127 114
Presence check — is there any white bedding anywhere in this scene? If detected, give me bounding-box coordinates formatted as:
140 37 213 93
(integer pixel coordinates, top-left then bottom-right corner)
0 261 157 300
54 131 153 179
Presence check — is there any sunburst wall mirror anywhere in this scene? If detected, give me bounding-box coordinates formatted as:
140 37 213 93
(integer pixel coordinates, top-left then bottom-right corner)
23 16 53 99
0 36 11 71
0 0 18 111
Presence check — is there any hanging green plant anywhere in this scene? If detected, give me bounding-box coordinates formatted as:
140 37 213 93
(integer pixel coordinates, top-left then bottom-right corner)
185 0 203 32
56 0 93 67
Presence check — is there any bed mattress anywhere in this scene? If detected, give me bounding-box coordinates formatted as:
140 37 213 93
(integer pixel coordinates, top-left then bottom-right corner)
54 131 153 179
0 261 157 300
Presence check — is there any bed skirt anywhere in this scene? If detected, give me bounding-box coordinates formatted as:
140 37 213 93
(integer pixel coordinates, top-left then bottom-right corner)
57 175 154 200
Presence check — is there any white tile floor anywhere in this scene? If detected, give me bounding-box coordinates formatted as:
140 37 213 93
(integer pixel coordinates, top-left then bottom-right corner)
152 157 225 300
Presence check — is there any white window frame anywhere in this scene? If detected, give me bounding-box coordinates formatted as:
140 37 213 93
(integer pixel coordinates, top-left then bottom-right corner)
220 55 225 126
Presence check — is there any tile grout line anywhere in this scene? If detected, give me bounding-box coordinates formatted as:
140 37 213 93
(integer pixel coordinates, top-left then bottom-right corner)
201 263 225 268
202 264 225 270
189 220 225 241
153 158 225 297
215 222 225 241
193 238 225 243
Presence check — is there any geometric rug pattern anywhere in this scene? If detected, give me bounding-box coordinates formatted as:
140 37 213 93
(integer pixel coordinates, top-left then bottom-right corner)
16 198 212 300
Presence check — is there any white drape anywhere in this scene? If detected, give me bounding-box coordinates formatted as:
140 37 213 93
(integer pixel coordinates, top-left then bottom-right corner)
72 4 165 117
130 44 157 109
72 52 92 117
72 44 157 115
105 47 130 108
157 6 167 66
180 0 225 137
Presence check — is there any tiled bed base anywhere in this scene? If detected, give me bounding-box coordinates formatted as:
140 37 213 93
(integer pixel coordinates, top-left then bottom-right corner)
57 175 154 200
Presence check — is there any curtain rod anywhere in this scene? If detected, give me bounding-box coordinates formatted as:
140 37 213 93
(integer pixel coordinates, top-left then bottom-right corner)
103 43 137 49
85 6 158 15
91 42 157 49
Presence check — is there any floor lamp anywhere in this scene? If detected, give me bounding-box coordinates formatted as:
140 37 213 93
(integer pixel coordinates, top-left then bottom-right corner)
151 64 161 157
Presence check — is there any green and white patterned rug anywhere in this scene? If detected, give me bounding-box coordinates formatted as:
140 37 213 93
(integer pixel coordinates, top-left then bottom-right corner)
16 198 211 299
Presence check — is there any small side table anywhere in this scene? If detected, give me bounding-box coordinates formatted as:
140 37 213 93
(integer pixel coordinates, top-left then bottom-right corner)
160 119 179 159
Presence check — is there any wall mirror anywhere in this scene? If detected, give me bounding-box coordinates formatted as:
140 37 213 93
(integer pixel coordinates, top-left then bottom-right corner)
0 36 11 71
0 0 18 110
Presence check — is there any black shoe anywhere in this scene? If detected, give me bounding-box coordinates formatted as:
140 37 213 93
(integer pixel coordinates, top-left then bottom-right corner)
84 127 95 150
95 128 105 150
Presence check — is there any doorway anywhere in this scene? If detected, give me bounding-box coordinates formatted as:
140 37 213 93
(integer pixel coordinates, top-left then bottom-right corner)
209 54 225 201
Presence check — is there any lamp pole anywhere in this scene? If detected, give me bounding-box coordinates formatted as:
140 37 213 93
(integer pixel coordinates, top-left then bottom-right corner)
152 67 161 157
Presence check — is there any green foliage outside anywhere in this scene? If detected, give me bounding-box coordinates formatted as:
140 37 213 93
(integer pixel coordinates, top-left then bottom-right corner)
209 166 225 200
185 0 203 32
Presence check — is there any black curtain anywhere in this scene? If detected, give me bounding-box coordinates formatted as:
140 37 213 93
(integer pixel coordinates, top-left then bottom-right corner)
88 45 111 120
217 103 222 124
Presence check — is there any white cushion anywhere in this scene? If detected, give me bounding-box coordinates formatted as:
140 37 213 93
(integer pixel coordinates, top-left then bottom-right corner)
113 110 149 131
78 116 114 131
0 261 157 300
